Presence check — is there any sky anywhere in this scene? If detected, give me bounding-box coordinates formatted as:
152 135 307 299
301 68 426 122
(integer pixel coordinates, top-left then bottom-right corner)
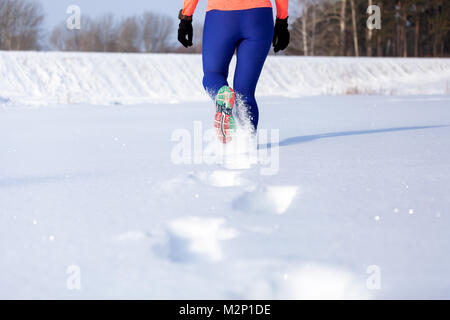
39 0 208 30
38 0 301 30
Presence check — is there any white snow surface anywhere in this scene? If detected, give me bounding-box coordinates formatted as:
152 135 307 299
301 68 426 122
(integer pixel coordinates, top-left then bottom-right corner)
1 93 450 299
1 51 450 106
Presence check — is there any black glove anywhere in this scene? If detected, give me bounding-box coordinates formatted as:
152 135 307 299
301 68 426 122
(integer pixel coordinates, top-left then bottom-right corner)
273 18 290 53
178 10 193 48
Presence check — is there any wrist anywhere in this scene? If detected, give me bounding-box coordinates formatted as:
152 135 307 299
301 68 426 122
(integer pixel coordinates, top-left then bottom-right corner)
179 9 193 21
276 17 288 26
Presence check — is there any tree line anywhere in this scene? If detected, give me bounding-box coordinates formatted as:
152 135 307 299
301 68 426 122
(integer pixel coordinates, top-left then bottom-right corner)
49 12 204 53
288 0 450 57
0 0 202 53
51 12 175 53
0 0 448 56
0 0 44 50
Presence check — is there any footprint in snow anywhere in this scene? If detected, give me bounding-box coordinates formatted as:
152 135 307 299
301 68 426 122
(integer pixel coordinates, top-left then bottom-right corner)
156 216 238 263
158 170 248 193
232 185 299 215
189 170 247 187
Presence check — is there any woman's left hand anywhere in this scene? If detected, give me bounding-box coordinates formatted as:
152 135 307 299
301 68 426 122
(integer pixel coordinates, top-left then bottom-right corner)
273 18 290 53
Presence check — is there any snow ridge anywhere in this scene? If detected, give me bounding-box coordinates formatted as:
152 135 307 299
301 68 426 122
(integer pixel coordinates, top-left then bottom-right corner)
0 51 449 106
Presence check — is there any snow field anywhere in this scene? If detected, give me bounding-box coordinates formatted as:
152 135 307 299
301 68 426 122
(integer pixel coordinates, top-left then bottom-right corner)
1 51 450 299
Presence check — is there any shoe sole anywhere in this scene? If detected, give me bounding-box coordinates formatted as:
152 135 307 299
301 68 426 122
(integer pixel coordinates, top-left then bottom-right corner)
214 86 236 144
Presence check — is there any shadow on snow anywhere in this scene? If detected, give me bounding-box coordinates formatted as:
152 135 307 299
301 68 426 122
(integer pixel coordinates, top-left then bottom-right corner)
260 125 449 149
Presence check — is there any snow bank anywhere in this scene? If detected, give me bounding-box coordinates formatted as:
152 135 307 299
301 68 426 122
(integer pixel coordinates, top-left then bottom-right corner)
0 51 449 106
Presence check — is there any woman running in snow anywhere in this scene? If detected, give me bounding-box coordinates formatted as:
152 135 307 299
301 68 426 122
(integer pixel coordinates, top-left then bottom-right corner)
178 0 290 143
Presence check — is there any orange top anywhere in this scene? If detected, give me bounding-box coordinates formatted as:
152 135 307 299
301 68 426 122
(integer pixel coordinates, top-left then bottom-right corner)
182 0 289 19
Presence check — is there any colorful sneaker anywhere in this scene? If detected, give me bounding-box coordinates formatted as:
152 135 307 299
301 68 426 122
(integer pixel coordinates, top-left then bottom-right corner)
214 86 236 144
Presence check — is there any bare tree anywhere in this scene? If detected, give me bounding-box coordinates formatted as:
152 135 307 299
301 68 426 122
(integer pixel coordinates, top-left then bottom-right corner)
287 0 449 57
398 1 408 57
350 0 359 56
366 0 372 56
50 22 80 51
141 11 174 53
340 0 347 56
289 0 312 56
302 3 309 55
96 14 119 52
0 0 44 50
289 0 343 56
50 11 177 53
117 16 141 52
50 17 100 52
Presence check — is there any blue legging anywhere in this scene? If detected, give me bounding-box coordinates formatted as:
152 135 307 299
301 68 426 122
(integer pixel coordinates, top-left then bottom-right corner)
202 8 274 130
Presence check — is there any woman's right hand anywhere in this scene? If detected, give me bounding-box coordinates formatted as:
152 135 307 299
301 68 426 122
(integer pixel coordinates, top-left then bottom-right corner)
178 10 193 48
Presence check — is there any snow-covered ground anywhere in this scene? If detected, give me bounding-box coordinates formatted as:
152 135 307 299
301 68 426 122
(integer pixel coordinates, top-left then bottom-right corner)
1 51 450 106
1 94 449 299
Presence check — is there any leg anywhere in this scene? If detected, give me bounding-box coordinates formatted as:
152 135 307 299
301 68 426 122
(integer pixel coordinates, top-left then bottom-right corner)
202 10 240 99
233 8 274 131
